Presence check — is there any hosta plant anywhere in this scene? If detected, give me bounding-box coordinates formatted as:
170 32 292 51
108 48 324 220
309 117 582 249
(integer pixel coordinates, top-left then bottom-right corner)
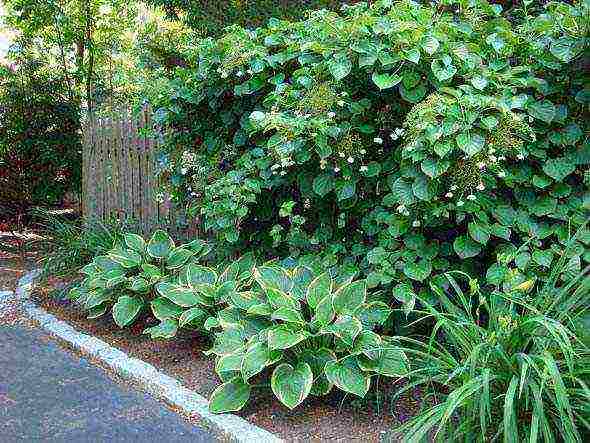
68 229 232 339
392 261 590 442
206 263 409 413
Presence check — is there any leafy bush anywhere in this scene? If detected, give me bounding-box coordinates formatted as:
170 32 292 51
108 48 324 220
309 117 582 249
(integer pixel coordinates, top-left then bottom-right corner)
145 0 357 35
0 60 82 214
392 261 590 441
147 0 589 300
206 263 408 412
69 230 219 338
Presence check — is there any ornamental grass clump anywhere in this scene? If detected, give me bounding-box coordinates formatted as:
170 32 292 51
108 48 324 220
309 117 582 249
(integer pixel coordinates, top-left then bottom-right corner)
392 260 590 442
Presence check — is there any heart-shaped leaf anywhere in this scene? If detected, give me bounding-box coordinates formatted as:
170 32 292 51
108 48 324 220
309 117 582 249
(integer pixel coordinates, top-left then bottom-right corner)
456 132 485 156
332 280 366 316
371 72 402 90
209 376 251 413
112 296 143 328
155 282 201 307
124 233 146 253
271 362 313 409
147 229 174 260
166 247 194 269
150 297 184 320
325 356 371 398
267 325 309 350
179 307 208 328
143 318 178 339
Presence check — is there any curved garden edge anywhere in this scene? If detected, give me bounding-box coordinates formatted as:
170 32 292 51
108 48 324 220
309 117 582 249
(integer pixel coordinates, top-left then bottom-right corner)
14 269 283 443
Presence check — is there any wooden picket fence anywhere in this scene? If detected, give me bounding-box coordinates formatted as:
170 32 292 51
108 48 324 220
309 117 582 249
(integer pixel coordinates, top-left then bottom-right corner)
82 106 198 238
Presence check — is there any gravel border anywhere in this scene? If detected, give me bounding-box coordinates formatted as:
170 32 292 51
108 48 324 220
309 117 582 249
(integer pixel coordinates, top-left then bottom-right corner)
11 270 283 443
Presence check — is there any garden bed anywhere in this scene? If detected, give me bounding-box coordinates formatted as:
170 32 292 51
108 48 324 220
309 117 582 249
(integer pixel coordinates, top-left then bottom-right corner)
34 283 419 442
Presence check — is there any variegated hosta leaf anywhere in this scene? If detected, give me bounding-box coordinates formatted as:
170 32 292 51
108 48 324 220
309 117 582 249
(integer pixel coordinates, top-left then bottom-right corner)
155 282 201 307
241 341 271 381
247 303 272 316
325 356 371 398
355 301 392 329
95 255 125 273
112 295 143 328
186 263 218 287
178 307 208 328
310 295 335 329
357 345 409 378
306 272 332 310
230 290 264 310
207 326 246 356
109 247 142 268
254 265 293 293
266 287 300 310
208 376 251 413
320 315 362 346
290 266 315 299
143 319 178 339
271 307 305 324
267 325 309 350
87 303 109 319
271 362 313 409
150 297 184 321
299 348 337 396
86 291 111 310
129 276 150 293
352 330 383 360
146 229 174 260
166 247 194 269
332 280 366 316
124 233 146 253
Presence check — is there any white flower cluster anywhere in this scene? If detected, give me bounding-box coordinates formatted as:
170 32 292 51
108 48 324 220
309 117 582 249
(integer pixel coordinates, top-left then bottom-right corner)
397 204 410 217
390 127 405 140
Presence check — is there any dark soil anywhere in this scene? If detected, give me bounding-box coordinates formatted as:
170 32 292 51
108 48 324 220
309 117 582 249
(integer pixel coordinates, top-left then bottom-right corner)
34 286 423 442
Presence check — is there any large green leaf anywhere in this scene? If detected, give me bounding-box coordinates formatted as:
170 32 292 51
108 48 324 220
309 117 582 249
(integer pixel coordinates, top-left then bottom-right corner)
241 342 271 381
254 266 292 293
186 263 218 287
271 362 313 409
112 296 143 328
320 315 362 346
271 307 305 324
313 173 334 197
150 297 184 320
124 233 146 253
542 158 576 181
456 132 485 156
328 54 352 81
143 319 178 339
355 302 392 329
109 248 142 268
267 325 309 350
209 377 251 413
325 357 371 398
357 346 409 377
178 307 208 328
332 280 366 316
403 260 432 282
299 348 337 396
311 295 335 328
157 282 205 307
306 273 332 310
147 230 174 260
453 235 482 259
166 247 194 269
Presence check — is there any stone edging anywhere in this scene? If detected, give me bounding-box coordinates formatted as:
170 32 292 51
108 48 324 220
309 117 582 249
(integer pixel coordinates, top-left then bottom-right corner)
9 270 282 443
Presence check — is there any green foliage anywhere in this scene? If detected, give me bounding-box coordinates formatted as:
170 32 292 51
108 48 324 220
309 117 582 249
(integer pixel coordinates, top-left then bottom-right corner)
205 262 408 412
0 60 81 211
145 0 357 35
392 260 590 442
68 230 218 336
147 0 589 298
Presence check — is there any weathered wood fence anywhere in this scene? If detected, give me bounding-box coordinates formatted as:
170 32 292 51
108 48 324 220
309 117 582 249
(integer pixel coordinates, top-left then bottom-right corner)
82 106 197 238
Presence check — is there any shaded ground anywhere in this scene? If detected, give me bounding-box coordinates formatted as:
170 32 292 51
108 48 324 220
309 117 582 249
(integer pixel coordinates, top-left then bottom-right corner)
0 324 214 443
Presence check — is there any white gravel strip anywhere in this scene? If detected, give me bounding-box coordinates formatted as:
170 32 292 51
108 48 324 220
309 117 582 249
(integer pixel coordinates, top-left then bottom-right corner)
16 270 282 443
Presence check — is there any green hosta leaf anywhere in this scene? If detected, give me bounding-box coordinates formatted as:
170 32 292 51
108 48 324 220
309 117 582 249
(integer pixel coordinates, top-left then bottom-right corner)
353 330 383 360
179 307 208 328
400 83 427 103
241 342 271 381
312 295 335 328
109 248 142 268
328 54 352 81
155 282 200 307
321 315 362 346
313 173 334 197
87 304 109 319
421 158 449 177
166 247 194 269
271 307 305 324
300 348 336 396
456 132 485 156
431 59 457 82
85 290 111 310
453 235 482 259
95 256 124 273
266 287 300 310
306 273 332 310
468 222 490 245
392 283 416 316
371 72 402 90
130 276 150 293
357 346 409 377
391 177 416 205
150 297 184 321
527 99 556 124
230 290 263 310
124 233 146 253
254 266 292 293
141 263 161 280
208 327 245 356
355 302 392 329
486 263 508 285
267 325 309 351
542 158 576 181
209 377 251 413
325 357 371 398
550 37 576 62
143 319 178 339
333 281 366 316
403 260 432 282
112 296 143 328
247 303 273 316
470 76 488 91
271 362 313 409
215 352 243 375
147 229 174 259
186 264 218 287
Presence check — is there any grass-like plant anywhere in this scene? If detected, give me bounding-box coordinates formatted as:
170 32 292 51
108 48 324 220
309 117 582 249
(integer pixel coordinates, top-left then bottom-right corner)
391 258 590 442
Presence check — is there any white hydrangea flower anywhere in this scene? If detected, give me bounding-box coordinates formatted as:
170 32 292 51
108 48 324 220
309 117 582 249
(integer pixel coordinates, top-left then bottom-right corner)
498 171 506 178
360 149 366 155
445 192 454 198
374 137 383 144
517 154 524 160
412 220 421 227
477 162 486 169
334 167 340 173
327 111 336 118
477 183 485 191
360 165 368 172
339 152 345 158
450 185 458 191
337 100 345 106
347 156 354 163
467 194 476 201
236 70 243 77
